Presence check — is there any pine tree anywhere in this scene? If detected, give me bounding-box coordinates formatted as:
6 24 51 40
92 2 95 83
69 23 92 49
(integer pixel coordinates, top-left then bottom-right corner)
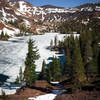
47 66 52 82
50 40 53 50
80 32 93 81
24 39 39 86
0 31 4 39
19 67 23 83
92 44 99 76
15 76 20 84
39 60 47 80
54 35 58 47
98 50 100 75
58 40 64 51
65 47 72 76
1 89 8 100
50 57 62 81
64 36 75 77
72 39 86 90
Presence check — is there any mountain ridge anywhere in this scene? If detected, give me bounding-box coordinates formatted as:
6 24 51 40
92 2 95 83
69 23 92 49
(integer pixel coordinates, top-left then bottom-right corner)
0 0 100 36
40 4 65 9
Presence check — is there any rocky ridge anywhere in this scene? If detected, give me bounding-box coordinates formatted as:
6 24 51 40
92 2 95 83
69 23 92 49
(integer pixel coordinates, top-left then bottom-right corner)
0 0 100 36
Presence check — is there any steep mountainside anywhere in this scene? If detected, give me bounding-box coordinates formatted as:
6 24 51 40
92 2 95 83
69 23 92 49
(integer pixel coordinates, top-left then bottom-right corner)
0 0 100 36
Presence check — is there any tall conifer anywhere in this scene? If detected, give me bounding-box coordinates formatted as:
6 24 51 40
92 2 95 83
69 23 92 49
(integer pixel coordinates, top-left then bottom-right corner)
24 39 39 86
39 60 47 80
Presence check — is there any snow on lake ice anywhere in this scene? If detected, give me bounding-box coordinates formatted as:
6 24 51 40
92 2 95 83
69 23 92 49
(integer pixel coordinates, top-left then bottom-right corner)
0 33 66 84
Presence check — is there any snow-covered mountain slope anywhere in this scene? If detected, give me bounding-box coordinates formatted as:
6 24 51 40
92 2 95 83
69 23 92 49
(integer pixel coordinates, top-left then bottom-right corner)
0 0 46 35
0 20 20 36
6 0 100 22
0 0 20 35
0 0 100 36
76 2 100 11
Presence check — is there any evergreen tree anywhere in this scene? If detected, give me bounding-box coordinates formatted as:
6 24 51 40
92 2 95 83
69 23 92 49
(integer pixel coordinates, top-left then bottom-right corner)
50 57 62 81
64 36 75 77
19 67 23 83
15 76 20 84
0 31 4 39
54 35 58 47
92 44 99 76
47 65 52 82
58 40 64 51
1 89 8 100
65 47 72 76
50 39 53 50
72 39 86 90
24 39 39 86
80 32 93 80
0 31 9 40
98 50 100 75
39 60 47 80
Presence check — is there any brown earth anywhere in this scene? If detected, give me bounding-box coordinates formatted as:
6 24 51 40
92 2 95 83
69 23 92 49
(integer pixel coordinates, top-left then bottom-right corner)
0 22 5 30
0 80 60 100
54 91 100 100
7 87 46 100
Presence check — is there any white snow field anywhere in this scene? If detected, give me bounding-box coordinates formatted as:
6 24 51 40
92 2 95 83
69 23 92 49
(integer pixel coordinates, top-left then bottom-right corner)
0 33 66 83
28 94 56 100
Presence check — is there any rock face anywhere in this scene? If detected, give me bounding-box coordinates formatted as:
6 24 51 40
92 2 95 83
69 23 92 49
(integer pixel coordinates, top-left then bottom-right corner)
0 0 100 35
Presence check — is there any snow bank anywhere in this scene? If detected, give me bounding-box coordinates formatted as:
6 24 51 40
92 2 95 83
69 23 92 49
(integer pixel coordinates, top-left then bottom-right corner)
28 94 56 100
0 87 16 95
50 81 59 84
0 84 24 95
0 27 17 36
28 89 67 100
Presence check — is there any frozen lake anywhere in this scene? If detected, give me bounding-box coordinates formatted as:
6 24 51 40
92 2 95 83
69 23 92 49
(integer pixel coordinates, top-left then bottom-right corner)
0 33 66 84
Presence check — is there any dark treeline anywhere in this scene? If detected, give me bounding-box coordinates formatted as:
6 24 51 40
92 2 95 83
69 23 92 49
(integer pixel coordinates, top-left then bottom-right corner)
0 31 10 40
57 17 100 91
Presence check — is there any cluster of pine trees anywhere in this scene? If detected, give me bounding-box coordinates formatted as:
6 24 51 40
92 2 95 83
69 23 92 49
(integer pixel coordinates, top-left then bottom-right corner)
58 20 85 34
15 67 23 84
16 37 62 86
58 18 100 91
39 35 64 82
50 35 58 51
39 57 62 82
0 31 9 40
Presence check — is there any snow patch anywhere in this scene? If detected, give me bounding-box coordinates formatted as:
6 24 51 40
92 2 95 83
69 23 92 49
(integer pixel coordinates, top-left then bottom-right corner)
28 94 56 100
0 27 20 36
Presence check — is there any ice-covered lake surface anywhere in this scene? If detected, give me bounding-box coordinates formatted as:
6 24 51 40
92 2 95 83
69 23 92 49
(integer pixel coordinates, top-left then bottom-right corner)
0 33 66 84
